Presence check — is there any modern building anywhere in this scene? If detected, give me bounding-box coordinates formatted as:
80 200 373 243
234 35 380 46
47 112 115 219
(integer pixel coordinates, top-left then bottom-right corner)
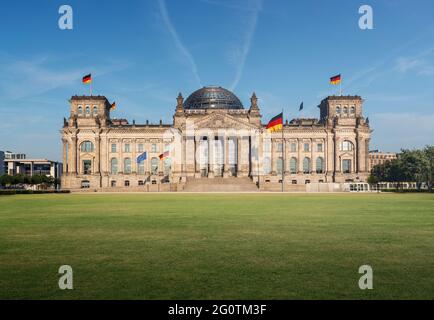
0 151 5 175
369 150 397 170
4 152 62 180
61 86 372 191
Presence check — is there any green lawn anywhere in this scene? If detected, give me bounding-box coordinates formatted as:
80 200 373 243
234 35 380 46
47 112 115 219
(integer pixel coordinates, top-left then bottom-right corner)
0 193 433 300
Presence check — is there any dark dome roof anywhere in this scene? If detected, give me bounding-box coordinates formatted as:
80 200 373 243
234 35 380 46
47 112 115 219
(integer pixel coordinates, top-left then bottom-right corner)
184 86 244 110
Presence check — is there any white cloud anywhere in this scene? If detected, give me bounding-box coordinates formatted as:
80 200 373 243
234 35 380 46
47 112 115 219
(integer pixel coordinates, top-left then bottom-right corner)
158 0 202 87
0 55 130 100
229 0 263 90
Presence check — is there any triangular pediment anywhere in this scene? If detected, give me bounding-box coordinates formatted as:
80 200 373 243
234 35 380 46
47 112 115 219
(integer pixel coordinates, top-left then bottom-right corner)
183 112 259 130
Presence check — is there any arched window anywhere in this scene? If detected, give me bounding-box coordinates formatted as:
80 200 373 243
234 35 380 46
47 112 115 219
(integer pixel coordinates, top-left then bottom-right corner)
290 157 297 174
93 106 98 115
316 157 324 174
303 157 311 174
80 141 94 152
341 140 354 151
124 158 131 174
151 157 159 174
336 106 341 114
164 158 172 175
78 106 83 115
85 106 91 115
110 158 118 175
350 106 355 114
263 157 271 174
276 157 284 175
343 106 348 114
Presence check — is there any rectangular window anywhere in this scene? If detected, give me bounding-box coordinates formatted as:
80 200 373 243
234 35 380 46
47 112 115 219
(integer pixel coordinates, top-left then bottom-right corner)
83 160 92 175
264 140 271 153
342 160 351 173
111 144 117 153
138 143 144 153
151 144 157 153
277 143 283 152
317 143 323 152
304 143 310 152
124 144 130 152
290 143 296 152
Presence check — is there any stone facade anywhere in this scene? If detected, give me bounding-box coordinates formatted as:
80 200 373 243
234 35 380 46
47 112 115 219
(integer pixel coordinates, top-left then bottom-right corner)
61 87 372 191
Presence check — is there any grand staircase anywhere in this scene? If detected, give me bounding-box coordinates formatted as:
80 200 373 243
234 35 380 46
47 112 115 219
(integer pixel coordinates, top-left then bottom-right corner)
183 177 258 192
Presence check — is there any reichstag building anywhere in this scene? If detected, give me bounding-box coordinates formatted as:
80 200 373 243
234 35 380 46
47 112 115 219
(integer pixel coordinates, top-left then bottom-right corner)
61 86 372 191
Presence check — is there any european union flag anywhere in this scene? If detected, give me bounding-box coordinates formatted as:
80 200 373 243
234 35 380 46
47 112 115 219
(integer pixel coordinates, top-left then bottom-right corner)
137 151 147 164
299 102 304 111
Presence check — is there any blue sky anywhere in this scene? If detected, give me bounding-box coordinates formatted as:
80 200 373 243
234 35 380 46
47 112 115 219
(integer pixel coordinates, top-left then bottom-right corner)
0 0 433 161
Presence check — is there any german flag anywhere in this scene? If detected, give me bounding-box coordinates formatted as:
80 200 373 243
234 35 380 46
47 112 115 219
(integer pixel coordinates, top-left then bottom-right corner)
82 74 92 84
330 74 341 85
266 112 283 133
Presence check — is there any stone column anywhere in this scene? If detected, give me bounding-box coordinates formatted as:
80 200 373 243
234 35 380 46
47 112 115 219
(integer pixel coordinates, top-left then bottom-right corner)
71 136 77 174
310 138 314 174
224 136 230 177
237 137 242 176
62 138 68 174
298 139 303 173
208 135 214 178
95 136 101 174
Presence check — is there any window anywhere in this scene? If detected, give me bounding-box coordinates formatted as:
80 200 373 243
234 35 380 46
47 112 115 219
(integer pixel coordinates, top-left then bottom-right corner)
303 157 311 174
277 143 283 152
304 143 310 152
151 157 159 174
264 140 271 153
81 180 90 189
138 180 144 186
111 144 117 153
137 143 144 153
276 157 284 175
290 157 297 174
83 160 92 174
164 158 172 175
290 143 296 152
341 140 353 151
124 158 131 174
80 141 94 152
350 106 355 114
292 180 297 185
110 158 118 175
138 160 145 175
336 106 341 114
111 181 116 187
78 106 83 115
151 144 157 153
343 106 348 114
305 180 311 184
263 157 271 174
124 143 131 153
93 106 98 115
316 157 324 174
317 143 323 152
85 106 91 115
124 180 130 187
342 159 351 173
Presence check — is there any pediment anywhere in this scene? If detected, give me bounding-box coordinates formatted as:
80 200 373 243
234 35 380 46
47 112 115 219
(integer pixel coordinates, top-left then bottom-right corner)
183 112 258 130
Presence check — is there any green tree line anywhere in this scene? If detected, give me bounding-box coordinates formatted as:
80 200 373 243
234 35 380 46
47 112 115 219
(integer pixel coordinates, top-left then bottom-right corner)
368 145 433 191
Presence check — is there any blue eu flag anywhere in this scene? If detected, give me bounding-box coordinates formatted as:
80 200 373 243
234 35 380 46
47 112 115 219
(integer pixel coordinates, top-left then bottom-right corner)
137 151 147 164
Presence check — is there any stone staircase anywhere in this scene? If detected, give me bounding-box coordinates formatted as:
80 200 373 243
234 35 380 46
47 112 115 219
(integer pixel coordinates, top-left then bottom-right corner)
183 177 259 192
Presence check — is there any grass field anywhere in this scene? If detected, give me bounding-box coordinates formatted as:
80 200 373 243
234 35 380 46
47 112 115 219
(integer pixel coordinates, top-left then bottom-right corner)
0 193 433 300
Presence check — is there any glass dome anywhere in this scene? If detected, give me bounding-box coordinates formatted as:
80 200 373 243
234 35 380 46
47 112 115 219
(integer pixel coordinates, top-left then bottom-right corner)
183 86 244 110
